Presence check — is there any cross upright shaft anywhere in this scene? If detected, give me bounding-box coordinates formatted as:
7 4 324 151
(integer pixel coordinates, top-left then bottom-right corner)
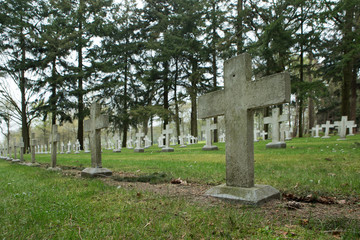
198 54 290 188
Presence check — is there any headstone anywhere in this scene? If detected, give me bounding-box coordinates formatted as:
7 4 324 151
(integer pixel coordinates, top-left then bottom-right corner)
264 108 288 148
28 133 40 167
48 125 61 171
6 143 12 161
66 141 71 154
144 136 151 148
126 139 133 149
186 134 192 145
334 116 348 140
18 137 25 162
60 142 65 154
321 121 334 139
253 128 260 142
157 136 164 148
44 144 48 154
170 136 177 146
82 101 112 177
284 125 292 141
113 138 121 152
178 134 187 148
311 125 321 138
260 130 267 141
347 121 357 136
219 133 226 142
134 131 145 153
202 119 218 150
191 136 196 144
75 139 80 154
12 140 21 163
162 125 174 152
198 53 290 204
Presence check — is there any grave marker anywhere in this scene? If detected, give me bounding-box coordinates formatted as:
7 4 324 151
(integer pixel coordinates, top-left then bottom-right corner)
202 119 218 150
264 108 288 148
134 131 145 153
198 53 290 204
48 125 61 171
162 125 174 152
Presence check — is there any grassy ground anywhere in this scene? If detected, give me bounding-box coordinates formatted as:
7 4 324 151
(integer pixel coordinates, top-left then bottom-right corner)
1 135 359 239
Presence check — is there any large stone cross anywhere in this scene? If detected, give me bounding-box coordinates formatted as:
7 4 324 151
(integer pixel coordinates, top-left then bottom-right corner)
334 116 348 140
82 101 112 177
264 108 288 148
162 125 174 152
198 53 290 204
49 125 61 169
201 119 218 150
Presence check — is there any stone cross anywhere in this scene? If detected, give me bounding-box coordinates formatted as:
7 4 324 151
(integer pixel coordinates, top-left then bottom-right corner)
66 141 71 154
186 134 192 144
30 133 37 164
178 135 186 147
82 101 112 177
134 131 145 153
162 125 174 152
85 139 91 153
157 136 164 147
170 136 177 145
18 137 24 161
347 121 357 136
311 125 321 138
264 108 288 148
75 139 80 154
334 116 348 140
260 130 267 141
144 136 151 148
49 125 61 170
126 139 133 149
321 121 334 139
202 119 218 150
198 53 290 203
253 128 260 142
13 140 18 160
60 142 64 154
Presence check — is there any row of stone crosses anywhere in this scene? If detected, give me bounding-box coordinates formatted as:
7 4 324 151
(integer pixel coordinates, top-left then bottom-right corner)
0 54 357 205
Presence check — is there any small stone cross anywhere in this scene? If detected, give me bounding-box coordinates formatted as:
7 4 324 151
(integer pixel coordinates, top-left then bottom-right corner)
311 125 321 138
18 137 24 161
134 131 145 152
162 125 174 152
260 130 267 141
264 108 288 148
201 119 218 150
347 120 357 136
321 121 334 138
198 53 290 203
30 133 37 163
334 116 348 140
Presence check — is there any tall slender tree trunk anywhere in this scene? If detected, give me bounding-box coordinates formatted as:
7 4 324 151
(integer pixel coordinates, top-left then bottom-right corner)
51 58 57 125
122 55 129 148
20 25 29 153
349 66 357 123
77 0 84 150
211 0 218 142
307 53 314 129
190 60 198 138
174 59 181 142
298 4 304 137
236 0 244 54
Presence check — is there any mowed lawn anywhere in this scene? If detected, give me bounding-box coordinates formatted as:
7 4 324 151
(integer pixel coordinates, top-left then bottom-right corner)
24 135 360 198
0 135 359 239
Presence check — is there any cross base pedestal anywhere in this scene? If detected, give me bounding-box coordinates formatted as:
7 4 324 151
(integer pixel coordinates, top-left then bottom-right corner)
321 136 330 139
337 137 346 141
162 147 174 152
180 145 187 148
112 149 121 153
348 134 354 136
12 159 21 163
81 167 112 178
205 184 280 205
134 148 144 153
6 157 13 161
285 138 292 141
47 167 62 171
202 146 219 151
25 162 41 167
266 142 286 149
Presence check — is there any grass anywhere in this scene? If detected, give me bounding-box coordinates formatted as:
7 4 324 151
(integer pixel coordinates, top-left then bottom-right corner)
1 135 359 239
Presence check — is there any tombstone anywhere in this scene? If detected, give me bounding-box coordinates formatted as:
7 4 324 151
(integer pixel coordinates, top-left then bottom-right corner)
44 144 48 154
113 138 122 152
264 108 288 148
126 139 134 149
334 116 348 140
18 138 25 162
178 135 187 148
162 125 174 152
144 136 151 148
60 142 65 154
198 53 290 204
134 131 145 153
311 125 321 138
321 121 334 139
186 134 192 145
219 133 226 142
347 121 357 136
253 128 260 142
66 141 71 154
170 136 177 146
279 123 287 142
202 119 218 151
27 133 40 167
48 125 61 171
157 136 164 148
12 140 21 163
260 130 268 141
75 139 80 154
191 136 196 144
82 101 112 177
6 144 12 161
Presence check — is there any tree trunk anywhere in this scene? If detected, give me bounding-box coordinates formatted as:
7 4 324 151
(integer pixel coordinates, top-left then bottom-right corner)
77 0 84 150
51 58 57 125
174 59 181 142
349 66 357 122
236 0 244 54
20 25 29 153
122 54 129 148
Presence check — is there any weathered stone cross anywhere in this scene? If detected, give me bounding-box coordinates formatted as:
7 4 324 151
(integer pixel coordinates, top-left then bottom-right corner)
321 121 334 138
334 116 348 140
49 125 61 170
162 125 174 152
311 125 321 138
19 137 24 162
202 119 218 150
29 133 39 166
198 53 290 204
82 101 112 177
134 131 145 153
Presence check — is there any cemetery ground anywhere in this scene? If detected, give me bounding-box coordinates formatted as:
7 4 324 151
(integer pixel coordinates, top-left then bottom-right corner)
1 136 360 239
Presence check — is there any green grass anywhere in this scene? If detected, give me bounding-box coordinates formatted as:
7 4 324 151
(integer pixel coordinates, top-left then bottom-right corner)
0 161 338 239
24 135 360 198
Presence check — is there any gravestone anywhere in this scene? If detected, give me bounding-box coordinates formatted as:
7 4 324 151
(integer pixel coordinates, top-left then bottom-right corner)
157 136 164 148
334 116 348 140
179 135 187 148
28 133 40 167
12 140 21 163
321 121 334 138
6 144 12 161
44 144 48 154
82 102 112 177
186 134 192 145
170 136 177 146
60 142 65 154
253 129 260 142
198 53 290 204
347 121 357 136
113 138 121 152
260 130 267 140
202 119 218 151
162 125 174 152
18 138 25 162
134 131 145 153
126 139 133 149
219 133 226 142
75 139 80 154
144 136 152 148
284 125 292 141
264 108 288 148
311 125 321 138
48 125 61 171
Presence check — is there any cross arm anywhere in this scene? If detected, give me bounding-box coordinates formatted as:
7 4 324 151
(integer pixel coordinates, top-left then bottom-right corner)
96 115 109 129
198 90 225 119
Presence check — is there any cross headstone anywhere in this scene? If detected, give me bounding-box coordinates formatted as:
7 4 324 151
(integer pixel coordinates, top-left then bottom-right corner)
144 136 152 148
48 125 61 170
28 133 40 166
178 134 187 148
284 124 292 141
60 142 65 154
162 125 174 152
334 116 348 140
347 121 357 136
157 136 164 148
264 108 288 148
66 141 71 154
219 133 226 142
311 125 321 138
18 137 24 162
134 131 145 153
202 119 218 150
82 101 112 177
186 134 192 145
260 130 268 141
170 136 177 146
321 121 334 138
75 139 80 154
253 128 260 142
113 138 121 152
198 53 290 204
126 139 133 149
